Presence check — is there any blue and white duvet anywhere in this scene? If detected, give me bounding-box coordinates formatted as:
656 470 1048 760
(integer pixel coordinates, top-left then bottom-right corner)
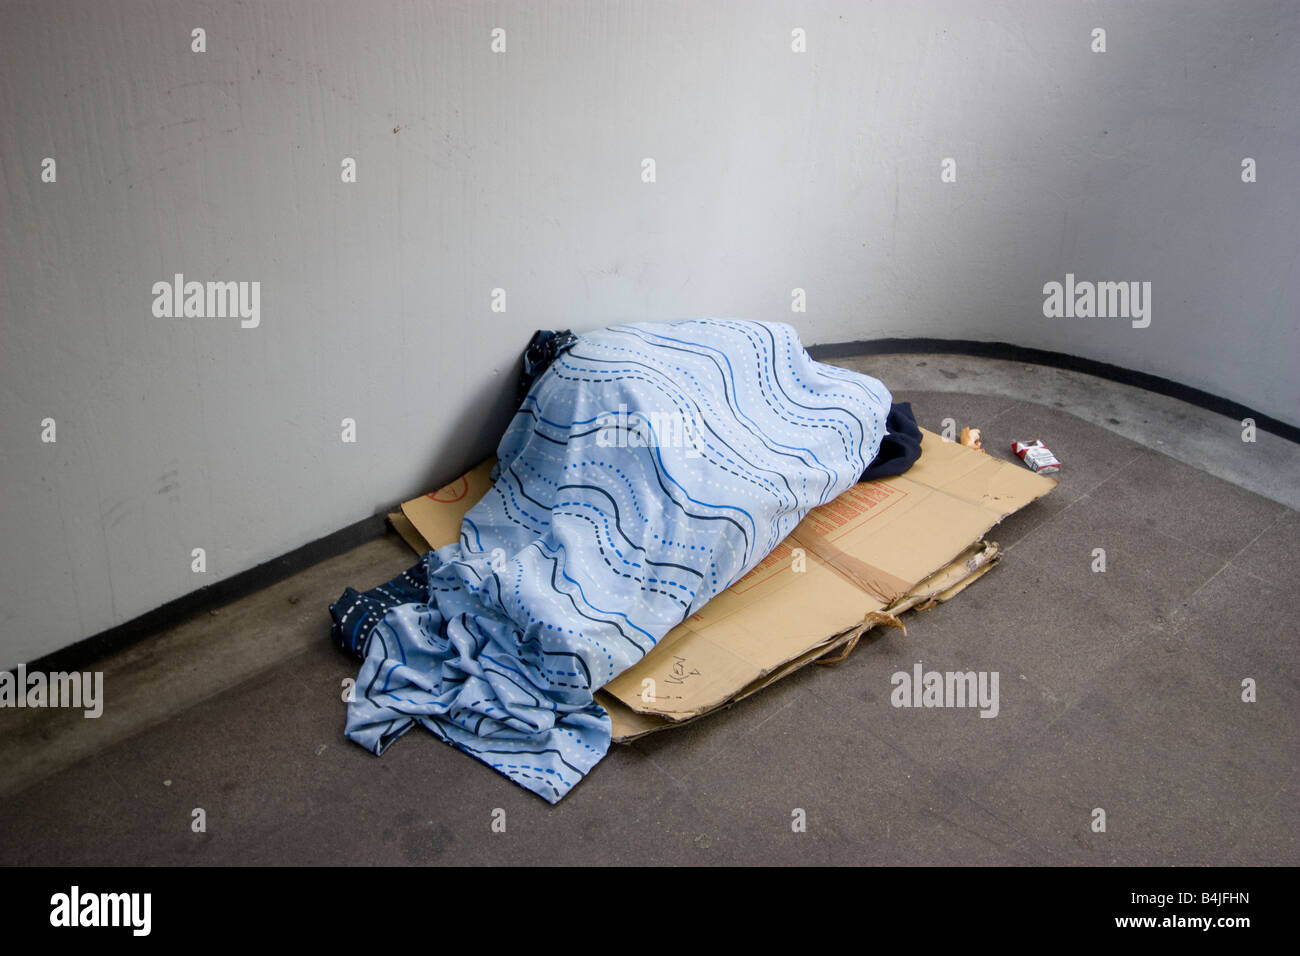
330 319 892 802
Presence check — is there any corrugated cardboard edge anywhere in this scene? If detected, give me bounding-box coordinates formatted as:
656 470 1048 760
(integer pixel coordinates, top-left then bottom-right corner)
596 538 1002 741
388 512 432 555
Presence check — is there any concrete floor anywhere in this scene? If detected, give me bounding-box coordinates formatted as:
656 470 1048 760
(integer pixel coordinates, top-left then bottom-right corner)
1 354 1296 865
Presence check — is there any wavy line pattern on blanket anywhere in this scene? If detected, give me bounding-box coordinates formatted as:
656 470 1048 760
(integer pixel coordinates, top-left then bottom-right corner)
329 319 893 802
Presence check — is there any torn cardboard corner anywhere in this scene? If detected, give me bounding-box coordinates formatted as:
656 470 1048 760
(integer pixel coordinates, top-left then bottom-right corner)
387 428 1056 742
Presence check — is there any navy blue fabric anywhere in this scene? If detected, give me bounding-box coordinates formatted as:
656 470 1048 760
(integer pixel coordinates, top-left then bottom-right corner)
516 329 579 409
860 401 923 482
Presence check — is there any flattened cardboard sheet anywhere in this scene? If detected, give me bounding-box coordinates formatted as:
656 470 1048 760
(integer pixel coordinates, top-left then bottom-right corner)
386 429 1057 741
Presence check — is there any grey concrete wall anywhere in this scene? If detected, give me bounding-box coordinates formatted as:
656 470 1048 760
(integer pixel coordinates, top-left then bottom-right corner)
2 0 1296 666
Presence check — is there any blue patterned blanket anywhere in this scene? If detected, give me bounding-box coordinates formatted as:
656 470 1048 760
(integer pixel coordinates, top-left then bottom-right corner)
330 319 893 802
